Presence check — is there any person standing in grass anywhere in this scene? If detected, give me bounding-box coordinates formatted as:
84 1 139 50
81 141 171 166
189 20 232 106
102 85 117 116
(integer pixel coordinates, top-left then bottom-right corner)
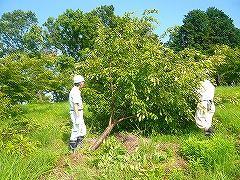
69 75 86 152
195 79 215 139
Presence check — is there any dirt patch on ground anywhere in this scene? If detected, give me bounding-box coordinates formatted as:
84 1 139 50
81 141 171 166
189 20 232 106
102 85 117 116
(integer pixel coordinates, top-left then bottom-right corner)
44 133 188 179
115 133 188 170
115 133 142 154
60 153 86 167
39 153 86 180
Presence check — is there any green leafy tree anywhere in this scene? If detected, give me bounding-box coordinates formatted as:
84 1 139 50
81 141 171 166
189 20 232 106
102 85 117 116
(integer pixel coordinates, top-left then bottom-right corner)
167 9 210 52
178 9 211 51
163 25 182 51
0 52 74 104
206 7 240 48
88 5 117 28
211 45 240 85
47 55 75 101
0 54 35 103
43 5 125 62
43 9 98 60
78 10 209 150
43 7 103 61
167 7 240 53
0 10 43 57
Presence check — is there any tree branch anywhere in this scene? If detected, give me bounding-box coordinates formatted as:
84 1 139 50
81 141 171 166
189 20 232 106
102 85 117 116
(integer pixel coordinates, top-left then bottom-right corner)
113 114 138 126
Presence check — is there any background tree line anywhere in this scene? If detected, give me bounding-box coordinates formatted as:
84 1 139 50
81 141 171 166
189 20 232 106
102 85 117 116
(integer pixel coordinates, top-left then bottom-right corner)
165 7 240 86
0 5 239 135
167 7 240 53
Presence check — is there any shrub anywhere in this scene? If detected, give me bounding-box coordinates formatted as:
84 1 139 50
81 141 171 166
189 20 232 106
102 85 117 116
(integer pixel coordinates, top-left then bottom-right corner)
91 137 127 169
0 94 20 121
3 134 41 156
0 112 41 157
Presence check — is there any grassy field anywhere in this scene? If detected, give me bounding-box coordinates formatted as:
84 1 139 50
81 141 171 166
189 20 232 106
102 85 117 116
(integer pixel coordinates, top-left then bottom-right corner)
0 86 239 179
214 86 240 136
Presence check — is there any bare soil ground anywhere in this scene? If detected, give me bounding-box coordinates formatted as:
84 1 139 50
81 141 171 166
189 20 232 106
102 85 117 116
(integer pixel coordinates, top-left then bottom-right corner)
44 133 188 179
115 133 188 172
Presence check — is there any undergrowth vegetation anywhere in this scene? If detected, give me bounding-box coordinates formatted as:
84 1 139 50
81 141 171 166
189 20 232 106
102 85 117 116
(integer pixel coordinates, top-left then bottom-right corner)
0 86 239 179
181 135 238 179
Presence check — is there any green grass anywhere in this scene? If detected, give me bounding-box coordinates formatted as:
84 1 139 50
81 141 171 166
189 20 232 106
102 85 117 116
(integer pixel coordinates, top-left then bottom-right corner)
0 150 58 180
0 86 239 179
20 102 70 126
215 86 240 98
0 102 70 179
214 86 240 136
214 103 240 134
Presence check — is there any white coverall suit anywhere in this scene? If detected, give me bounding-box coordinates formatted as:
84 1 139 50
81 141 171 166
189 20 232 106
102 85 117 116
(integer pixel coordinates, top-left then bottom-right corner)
195 80 215 133
69 86 86 142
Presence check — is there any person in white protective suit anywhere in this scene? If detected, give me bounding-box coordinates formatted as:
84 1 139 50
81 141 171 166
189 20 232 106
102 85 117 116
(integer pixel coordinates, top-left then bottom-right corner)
69 75 86 152
195 79 215 139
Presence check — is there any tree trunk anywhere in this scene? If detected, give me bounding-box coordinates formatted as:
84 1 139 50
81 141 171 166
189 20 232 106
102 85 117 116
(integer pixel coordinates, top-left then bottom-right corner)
90 123 115 151
215 74 221 86
89 115 137 151
38 90 43 101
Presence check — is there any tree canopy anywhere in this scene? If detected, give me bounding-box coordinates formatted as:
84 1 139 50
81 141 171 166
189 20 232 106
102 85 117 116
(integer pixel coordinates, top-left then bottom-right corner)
0 10 43 57
211 45 240 85
77 10 212 149
167 7 240 54
43 5 118 61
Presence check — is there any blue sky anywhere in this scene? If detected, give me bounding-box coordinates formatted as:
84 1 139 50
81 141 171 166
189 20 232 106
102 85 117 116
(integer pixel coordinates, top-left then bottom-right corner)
1 0 240 41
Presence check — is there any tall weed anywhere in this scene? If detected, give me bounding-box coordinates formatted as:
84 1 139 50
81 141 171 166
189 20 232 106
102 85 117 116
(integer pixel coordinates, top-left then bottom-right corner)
180 135 239 179
0 150 58 180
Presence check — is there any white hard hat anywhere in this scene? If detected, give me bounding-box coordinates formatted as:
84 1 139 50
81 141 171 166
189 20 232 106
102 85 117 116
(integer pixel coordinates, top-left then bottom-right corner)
74 75 84 83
